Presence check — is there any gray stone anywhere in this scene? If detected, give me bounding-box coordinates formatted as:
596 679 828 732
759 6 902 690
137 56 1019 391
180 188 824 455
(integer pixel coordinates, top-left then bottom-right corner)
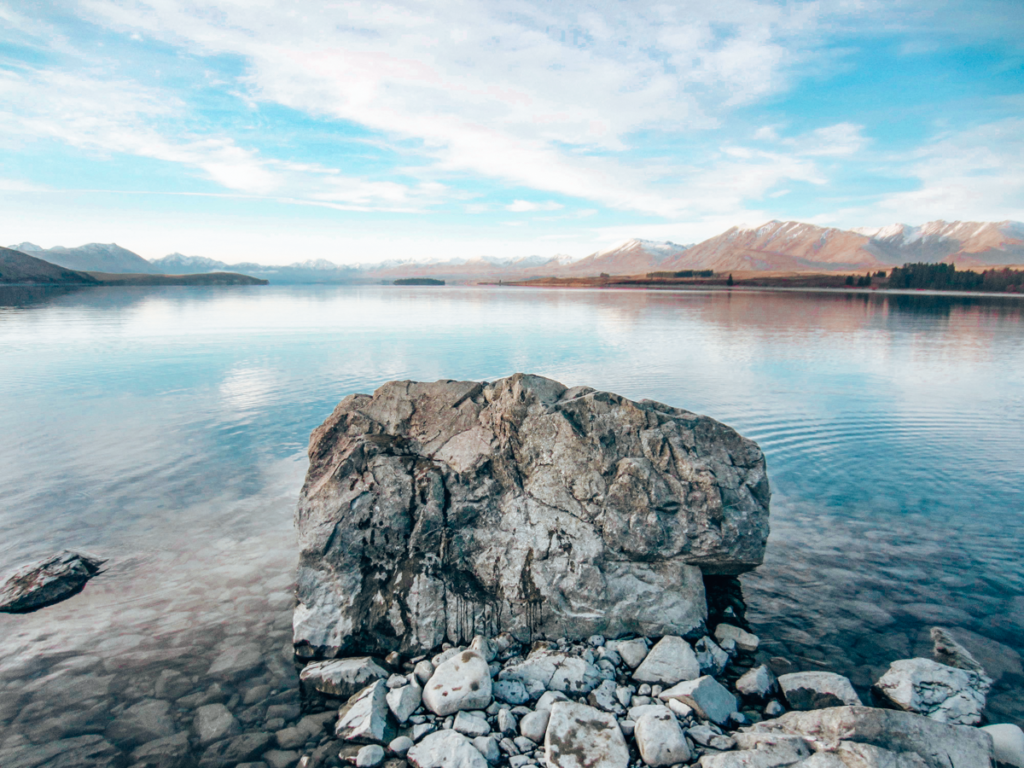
407 729 490 768
514 736 537 753
275 727 306 750
387 674 409 689
336 680 391 743
423 649 493 716
714 624 759 653
132 732 191 767
688 725 733 750
545 701 629 768
267 704 302 723
873 658 988 725
633 636 700 686
499 648 601 699
414 660 436 686
106 698 176 748
694 636 730 676
454 711 491 738
293 376 769 657
358 744 386 767
588 679 625 714
520 710 550 743
614 639 650 669
778 672 862 711
387 682 423 723
155 669 194 700
659 676 737 725
390 736 414 757
470 636 496 663
536 691 571 711
791 754 848 768
634 709 691 767
264 750 300 768
498 708 518 735
300 657 389 698
474 735 501 764
930 628 989 678
494 679 531 705
666 699 693 719
736 665 777 701
981 724 1024 768
207 642 264 678
749 706 994 768
412 723 437 742
508 757 531 768
0 550 105 612
764 700 785 718
699 733 810 767
193 703 241 746
198 732 274 768
0 735 122 768
619 719 635 737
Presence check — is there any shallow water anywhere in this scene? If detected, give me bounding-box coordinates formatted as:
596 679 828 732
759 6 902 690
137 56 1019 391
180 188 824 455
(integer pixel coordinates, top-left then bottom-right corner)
1 284 1022 763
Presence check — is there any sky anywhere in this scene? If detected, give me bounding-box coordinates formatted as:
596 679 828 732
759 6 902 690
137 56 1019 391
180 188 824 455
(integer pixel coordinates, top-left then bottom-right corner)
1 0 1022 265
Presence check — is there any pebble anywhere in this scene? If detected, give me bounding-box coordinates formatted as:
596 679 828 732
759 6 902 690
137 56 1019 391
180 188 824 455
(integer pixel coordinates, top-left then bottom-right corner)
453 710 491 738
519 710 550 743
389 736 414 757
356 745 385 768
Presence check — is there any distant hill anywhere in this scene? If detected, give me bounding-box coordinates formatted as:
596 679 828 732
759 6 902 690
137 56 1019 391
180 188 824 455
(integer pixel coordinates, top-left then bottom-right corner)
558 239 689 276
9 242 160 274
0 247 98 285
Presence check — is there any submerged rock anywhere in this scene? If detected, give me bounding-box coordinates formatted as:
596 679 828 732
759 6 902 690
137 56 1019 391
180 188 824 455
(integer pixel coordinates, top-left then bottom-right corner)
300 657 389 698
293 374 770 657
0 550 105 612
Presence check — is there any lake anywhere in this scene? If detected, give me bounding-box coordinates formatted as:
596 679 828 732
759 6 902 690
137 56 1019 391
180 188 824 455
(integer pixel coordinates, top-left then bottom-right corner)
1 284 1022 764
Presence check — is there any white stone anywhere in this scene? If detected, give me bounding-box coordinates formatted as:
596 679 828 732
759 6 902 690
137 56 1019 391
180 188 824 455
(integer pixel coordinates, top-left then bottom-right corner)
981 723 1024 768
874 658 987 725
498 709 518 735
470 636 496 663
694 637 730 676
387 674 409 689
618 719 635 737
414 660 435 686
300 657 389 699
423 650 493 716
778 672 862 711
389 736 414 757
412 723 436 742
520 710 550 743
659 676 738 726
387 682 423 724
736 665 777 701
513 736 536 753
454 711 491 738
193 703 240 746
499 649 601 699
628 704 674 724
407 729 489 768
536 691 570 711
714 624 759 653
357 744 385 768
336 680 390 743
588 679 624 714
632 636 700 686
615 686 633 708
545 701 629 768
764 700 785 718
474 735 501 764
666 699 693 719
634 710 691 767
613 638 650 669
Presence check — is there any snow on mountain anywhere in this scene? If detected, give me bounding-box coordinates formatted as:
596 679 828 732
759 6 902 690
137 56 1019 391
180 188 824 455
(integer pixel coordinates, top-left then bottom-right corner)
7 242 43 253
151 253 230 273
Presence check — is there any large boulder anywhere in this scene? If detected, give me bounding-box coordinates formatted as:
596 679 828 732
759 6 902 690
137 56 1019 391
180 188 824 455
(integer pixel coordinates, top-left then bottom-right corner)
747 706 994 768
293 374 770 657
873 658 989 725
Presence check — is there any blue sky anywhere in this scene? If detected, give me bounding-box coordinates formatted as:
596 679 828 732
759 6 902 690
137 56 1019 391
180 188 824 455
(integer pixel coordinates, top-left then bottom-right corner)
1 1 1022 264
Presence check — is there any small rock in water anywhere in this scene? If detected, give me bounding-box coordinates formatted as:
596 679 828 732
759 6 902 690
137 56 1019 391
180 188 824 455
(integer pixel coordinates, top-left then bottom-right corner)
300 657 389 699
0 550 105 612
545 701 629 768
193 703 241 746
777 672 861 711
735 665 777 701
632 637 699 686
407 729 490 768
633 710 691 767
357 745 385 768
659 676 738 725
713 624 759 653
873 658 988 725
422 650 493 716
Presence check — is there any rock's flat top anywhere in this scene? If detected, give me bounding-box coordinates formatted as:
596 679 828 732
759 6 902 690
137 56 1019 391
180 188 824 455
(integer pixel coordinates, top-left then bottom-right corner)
0 550 105 612
293 374 769 657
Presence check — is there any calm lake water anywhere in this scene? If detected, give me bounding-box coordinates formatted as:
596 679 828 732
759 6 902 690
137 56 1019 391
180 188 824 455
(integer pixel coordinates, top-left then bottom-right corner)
1 284 1022 763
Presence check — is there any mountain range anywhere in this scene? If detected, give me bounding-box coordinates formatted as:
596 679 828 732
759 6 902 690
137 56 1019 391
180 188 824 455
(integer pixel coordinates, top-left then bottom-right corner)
10 219 1023 284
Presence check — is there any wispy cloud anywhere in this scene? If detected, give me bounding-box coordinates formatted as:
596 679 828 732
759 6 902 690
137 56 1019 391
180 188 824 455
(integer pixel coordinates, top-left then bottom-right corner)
507 200 563 212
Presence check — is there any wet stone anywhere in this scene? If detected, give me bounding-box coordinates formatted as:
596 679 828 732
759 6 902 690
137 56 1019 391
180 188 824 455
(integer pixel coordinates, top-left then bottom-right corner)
194 703 241 746
105 698 176 748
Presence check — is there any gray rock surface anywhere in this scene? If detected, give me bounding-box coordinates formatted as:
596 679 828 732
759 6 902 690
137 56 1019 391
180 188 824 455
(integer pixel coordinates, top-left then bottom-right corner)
660 675 738 725
300 657 389 698
407 730 490 768
105 698 176 748
454 711 491 738
749 706 994 768
873 658 988 725
699 732 811 767
930 627 990 678
357 744 386 767
519 709 550 743
293 375 770 656
778 672 862 711
545 701 629 768
474 735 501 764
714 623 759 653
193 703 241 746
0 550 105 612
694 636 730 676
634 709 691 766
614 638 650 669
132 732 191 767
423 649 493 716
632 636 700 685
336 680 391 743
500 648 601 698
387 682 423 723
736 665 777 701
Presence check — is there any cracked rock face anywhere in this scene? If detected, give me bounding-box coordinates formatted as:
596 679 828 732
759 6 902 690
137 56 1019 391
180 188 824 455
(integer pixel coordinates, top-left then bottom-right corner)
293 374 770 657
